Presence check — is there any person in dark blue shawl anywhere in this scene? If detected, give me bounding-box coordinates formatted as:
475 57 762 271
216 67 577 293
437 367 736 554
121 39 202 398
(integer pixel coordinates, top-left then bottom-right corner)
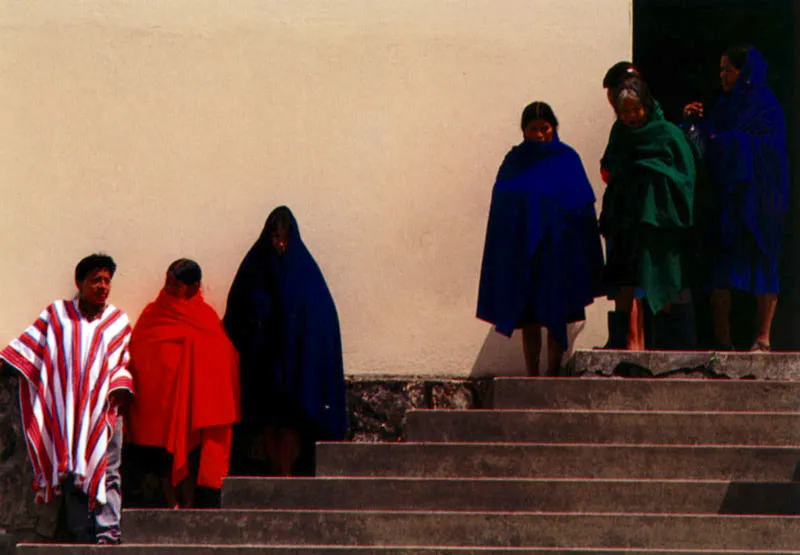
477 102 603 376
223 206 347 475
684 45 789 351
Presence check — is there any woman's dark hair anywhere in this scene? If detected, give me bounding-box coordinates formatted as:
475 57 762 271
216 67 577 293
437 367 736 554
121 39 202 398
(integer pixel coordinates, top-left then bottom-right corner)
167 258 202 285
613 78 655 116
265 206 295 236
75 253 116 282
724 43 752 70
520 101 558 132
603 61 642 89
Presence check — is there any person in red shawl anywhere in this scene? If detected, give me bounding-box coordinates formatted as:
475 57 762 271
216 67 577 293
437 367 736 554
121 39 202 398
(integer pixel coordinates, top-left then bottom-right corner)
128 259 240 508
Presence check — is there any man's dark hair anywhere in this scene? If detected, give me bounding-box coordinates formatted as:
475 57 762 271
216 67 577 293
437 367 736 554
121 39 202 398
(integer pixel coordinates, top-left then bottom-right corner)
520 101 559 132
724 43 752 70
167 258 202 285
75 253 117 282
603 61 642 89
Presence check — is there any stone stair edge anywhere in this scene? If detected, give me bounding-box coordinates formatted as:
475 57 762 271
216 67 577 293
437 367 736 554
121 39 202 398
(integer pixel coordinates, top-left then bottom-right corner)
119 509 800 519
16 545 800 553
404 409 800 414
223 476 747 484
318 441 800 449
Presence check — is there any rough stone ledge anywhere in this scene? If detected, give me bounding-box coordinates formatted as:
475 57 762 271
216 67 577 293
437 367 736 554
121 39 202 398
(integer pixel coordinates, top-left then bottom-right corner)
569 350 800 381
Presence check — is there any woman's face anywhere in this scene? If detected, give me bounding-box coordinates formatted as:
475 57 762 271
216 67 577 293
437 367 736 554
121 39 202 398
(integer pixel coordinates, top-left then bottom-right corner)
523 119 555 143
271 226 289 256
617 97 647 130
720 55 741 93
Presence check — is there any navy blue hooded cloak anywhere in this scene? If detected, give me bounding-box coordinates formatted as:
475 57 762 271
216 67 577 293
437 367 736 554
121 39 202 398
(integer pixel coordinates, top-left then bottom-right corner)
707 47 789 294
223 207 347 441
477 137 603 347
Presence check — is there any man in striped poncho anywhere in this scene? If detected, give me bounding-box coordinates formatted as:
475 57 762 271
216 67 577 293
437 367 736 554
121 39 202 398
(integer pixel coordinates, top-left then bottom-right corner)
0 254 134 544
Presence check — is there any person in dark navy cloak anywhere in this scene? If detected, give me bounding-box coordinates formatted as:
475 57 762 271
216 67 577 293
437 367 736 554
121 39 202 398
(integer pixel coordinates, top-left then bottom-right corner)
223 206 347 475
477 102 603 376
684 45 790 351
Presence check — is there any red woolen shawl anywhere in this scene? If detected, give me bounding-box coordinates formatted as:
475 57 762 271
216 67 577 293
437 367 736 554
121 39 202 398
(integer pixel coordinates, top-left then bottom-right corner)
128 290 240 487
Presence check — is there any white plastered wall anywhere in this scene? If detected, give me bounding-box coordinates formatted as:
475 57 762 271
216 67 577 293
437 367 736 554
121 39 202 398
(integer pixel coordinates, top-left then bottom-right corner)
0 0 632 376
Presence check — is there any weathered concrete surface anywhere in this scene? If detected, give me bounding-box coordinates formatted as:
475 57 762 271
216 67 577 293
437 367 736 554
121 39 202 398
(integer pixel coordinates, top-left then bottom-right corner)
492 377 800 411
119 510 800 550
0 371 61 553
346 377 491 442
317 442 800 480
16 546 800 554
404 410 800 445
570 350 800 380
222 477 800 515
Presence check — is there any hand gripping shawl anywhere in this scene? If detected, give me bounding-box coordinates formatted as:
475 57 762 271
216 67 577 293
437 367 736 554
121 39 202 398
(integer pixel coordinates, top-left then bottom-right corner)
707 47 789 293
477 137 604 347
128 290 241 489
600 107 696 313
223 208 347 441
0 300 133 506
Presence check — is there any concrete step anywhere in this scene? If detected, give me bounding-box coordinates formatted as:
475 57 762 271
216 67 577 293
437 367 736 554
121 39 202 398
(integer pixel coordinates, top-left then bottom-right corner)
570 350 800 381
15 546 800 554
221 477 800 514
316 442 800 480
492 378 800 411
113 510 800 549
404 410 800 445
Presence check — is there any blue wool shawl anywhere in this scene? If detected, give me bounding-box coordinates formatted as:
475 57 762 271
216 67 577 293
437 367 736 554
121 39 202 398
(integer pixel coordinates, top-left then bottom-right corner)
477 137 603 347
708 47 789 260
223 208 347 440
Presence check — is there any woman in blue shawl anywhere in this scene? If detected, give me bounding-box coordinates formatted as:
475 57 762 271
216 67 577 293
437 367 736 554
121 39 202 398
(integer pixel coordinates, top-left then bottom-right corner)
223 206 347 475
684 45 789 351
477 102 603 376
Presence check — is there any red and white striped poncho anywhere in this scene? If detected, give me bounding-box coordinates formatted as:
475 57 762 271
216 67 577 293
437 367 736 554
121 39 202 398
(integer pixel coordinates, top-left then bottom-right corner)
0 299 133 506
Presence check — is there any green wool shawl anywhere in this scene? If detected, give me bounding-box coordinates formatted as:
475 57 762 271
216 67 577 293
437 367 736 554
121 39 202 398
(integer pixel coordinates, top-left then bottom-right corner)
600 107 696 313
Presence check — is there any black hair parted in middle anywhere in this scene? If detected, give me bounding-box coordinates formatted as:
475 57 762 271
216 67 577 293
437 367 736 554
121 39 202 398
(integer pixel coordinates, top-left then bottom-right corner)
520 101 559 132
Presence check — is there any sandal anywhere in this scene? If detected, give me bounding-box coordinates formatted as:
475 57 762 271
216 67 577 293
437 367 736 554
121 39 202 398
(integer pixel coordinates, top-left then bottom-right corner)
749 341 771 352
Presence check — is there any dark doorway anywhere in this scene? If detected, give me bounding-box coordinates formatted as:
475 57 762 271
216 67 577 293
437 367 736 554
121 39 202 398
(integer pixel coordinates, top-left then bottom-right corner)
633 0 799 349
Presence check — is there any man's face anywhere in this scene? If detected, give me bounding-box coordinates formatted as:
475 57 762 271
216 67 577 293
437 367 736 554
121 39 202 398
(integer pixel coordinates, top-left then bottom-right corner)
77 268 112 307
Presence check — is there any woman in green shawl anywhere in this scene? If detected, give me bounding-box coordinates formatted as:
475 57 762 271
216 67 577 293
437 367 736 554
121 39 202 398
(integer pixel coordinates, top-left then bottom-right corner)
600 80 697 349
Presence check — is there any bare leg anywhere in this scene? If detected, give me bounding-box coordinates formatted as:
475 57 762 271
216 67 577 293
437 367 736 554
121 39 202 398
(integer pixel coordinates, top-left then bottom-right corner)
628 298 645 351
710 289 732 347
544 331 564 377
160 476 179 510
277 428 301 476
180 474 195 509
263 427 281 475
615 286 635 313
521 323 542 376
753 293 778 350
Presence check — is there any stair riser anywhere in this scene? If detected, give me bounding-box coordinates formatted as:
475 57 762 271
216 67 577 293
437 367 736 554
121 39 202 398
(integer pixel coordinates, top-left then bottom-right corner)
221 479 800 514
121 511 800 549
316 443 800 480
404 412 800 445
492 378 800 411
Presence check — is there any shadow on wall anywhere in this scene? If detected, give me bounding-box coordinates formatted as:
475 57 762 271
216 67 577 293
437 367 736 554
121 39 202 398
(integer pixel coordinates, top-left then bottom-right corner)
469 321 587 378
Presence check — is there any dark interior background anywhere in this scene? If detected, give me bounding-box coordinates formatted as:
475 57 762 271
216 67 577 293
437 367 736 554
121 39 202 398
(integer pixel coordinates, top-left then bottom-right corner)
633 0 799 349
